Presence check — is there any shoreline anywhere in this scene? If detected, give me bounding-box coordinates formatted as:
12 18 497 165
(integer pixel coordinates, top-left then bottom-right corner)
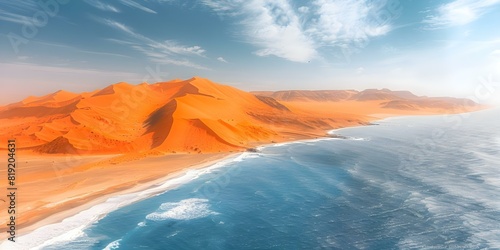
2 130 351 246
0 152 238 245
1 109 490 246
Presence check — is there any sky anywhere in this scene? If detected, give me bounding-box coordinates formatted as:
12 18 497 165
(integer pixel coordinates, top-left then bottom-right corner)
1 0 500 105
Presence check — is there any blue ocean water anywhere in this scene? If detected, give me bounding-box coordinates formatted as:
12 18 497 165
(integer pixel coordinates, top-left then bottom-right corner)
13 109 500 249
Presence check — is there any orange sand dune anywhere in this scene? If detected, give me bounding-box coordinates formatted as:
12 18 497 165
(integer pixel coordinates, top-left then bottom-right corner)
0 78 484 155
0 77 487 238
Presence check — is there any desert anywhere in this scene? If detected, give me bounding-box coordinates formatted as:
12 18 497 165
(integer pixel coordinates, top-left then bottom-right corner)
0 77 484 239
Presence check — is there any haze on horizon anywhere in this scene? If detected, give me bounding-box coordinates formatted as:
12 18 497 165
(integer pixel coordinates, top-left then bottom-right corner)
1 0 499 105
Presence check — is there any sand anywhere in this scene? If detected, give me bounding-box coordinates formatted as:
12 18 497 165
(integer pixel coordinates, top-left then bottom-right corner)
0 77 487 241
0 152 234 240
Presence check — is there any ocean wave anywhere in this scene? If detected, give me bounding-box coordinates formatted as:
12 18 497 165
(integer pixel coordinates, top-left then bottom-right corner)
145 198 218 221
233 152 259 162
257 141 303 149
257 138 338 151
349 137 370 141
103 239 121 250
0 225 89 250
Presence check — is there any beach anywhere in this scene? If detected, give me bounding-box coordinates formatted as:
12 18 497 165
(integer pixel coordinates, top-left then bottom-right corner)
0 110 484 243
5 109 498 249
0 151 236 242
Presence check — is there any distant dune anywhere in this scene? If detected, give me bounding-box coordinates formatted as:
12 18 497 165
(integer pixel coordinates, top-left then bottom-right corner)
253 88 481 118
0 77 483 155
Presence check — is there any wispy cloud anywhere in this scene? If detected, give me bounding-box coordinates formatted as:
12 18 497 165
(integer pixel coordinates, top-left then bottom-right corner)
200 0 396 63
199 0 243 13
0 1 38 12
96 18 208 69
84 0 120 12
0 62 139 77
423 0 500 29
0 1 39 25
119 0 157 14
99 18 137 34
217 57 228 63
0 11 32 25
34 40 131 58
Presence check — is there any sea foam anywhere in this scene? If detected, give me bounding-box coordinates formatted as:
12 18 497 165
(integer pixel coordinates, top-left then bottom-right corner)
145 198 218 221
103 239 121 250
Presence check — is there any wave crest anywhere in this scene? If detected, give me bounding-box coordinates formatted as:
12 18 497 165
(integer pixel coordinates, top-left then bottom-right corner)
146 198 218 221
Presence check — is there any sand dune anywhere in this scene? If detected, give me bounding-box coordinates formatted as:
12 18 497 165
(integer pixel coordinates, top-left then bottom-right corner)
254 89 482 118
0 77 486 237
0 78 484 155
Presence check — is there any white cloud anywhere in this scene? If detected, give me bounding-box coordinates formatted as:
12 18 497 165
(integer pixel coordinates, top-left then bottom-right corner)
247 0 317 62
84 0 120 12
202 0 317 62
356 67 365 74
492 50 500 56
119 0 157 14
298 6 309 14
217 57 228 63
308 0 392 45
97 18 208 69
201 0 396 63
423 0 500 29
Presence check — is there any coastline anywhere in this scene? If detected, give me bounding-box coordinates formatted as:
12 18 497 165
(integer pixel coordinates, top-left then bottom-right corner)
1 128 349 245
1 109 490 246
0 152 237 244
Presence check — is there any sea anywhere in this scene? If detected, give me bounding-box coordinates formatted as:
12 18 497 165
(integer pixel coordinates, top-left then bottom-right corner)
4 108 500 249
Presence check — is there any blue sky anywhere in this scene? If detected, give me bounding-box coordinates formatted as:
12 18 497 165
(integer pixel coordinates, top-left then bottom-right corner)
1 0 499 104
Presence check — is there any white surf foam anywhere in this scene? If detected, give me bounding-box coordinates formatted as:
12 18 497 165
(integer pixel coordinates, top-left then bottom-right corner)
103 239 122 250
145 198 218 221
256 137 340 151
